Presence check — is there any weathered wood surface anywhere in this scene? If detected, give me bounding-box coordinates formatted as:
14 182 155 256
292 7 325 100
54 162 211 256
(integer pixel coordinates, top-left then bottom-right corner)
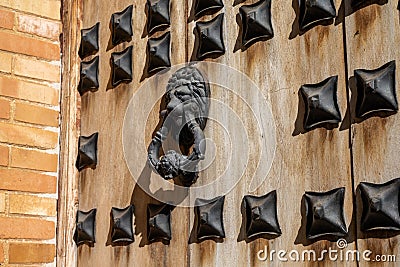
185 0 354 266
57 0 81 266
77 0 190 266
69 0 400 267
344 1 400 266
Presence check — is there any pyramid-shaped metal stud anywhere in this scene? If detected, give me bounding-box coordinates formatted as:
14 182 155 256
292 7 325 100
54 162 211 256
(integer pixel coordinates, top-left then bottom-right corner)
76 132 98 172
194 0 224 19
194 196 225 241
243 190 282 239
147 204 172 243
111 205 135 243
146 32 171 74
111 46 133 87
79 23 100 59
304 187 348 239
74 209 97 246
299 0 336 31
354 61 397 118
78 56 99 96
146 0 171 35
359 178 400 232
111 5 133 46
300 76 341 130
195 13 225 60
239 0 273 48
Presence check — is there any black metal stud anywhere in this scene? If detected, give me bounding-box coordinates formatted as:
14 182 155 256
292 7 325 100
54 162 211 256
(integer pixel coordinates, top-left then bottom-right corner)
239 0 273 48
359 178 400 232
194 196 225 241
147 204 172 243
243 190 281 239
111 205 135 243
300 76 341 130
79 23 100 59
76 132 98 172
111 5 133 46
354 61 397 118
146 0 171 35
194 0 224 19
74 209 97 246
304 187 347 239
146 31 171 74
299 0 336 31
78 56 99 96
195 13 225 60
111 46 133 88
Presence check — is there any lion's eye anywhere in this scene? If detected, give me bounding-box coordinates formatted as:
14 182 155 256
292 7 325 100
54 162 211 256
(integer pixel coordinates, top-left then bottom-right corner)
180 95 191 101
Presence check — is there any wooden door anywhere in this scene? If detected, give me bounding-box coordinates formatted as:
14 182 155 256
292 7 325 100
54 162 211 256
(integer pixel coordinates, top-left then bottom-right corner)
58 0 400 266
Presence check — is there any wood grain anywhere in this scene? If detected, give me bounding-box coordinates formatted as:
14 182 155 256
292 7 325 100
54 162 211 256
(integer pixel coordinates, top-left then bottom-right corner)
184 0 355 266
344 1 400 266
57 0 81 266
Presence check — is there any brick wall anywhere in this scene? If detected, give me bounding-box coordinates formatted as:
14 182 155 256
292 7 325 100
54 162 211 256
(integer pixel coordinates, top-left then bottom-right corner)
0 0 61 265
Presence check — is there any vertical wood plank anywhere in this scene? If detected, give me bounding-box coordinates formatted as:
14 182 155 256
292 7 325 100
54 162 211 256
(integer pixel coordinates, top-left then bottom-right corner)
76 0 190 266
344 1 400 266
58 0 81 266
185 0 356 266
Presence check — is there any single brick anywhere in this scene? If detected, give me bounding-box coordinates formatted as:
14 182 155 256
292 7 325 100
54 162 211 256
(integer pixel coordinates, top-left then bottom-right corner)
0 98 11 119
0 168 56 193
0 192 5 213
0 76 59 106
0 216 55 239
0 8 14 29
15 102 59 127
11 147 58 172
9 243 55 263
14 56 60 82
0 51 12 73
0 0 61 20
9 194 56 216
0 144 9 166
0 31 59 60
17 13 60 41
0 122 58 149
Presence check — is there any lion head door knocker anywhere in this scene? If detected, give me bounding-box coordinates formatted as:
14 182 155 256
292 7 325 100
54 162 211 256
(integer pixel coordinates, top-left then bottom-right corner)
147 66 210 186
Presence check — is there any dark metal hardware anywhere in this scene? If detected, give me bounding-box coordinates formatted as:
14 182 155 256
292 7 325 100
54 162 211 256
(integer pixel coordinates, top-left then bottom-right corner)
79 23 100 59
243 190 281 239
76 132 98 172
147 66 210 186
111 5 133 46
239 0 273 48
359 178 400 232
111 205 135 243
146 31 171 74
299 0 336 31
300 76 341 130
194 196 225 241
146 0 171 35
195 13 225 60
74 209 97 246
147 204 172 243
304 187 347 239
354 60 397 118
78 56 99 96
111 46 133 87
194 0 224 19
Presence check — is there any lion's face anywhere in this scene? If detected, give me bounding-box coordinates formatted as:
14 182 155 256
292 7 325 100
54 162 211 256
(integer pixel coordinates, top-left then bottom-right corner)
165 84 201 125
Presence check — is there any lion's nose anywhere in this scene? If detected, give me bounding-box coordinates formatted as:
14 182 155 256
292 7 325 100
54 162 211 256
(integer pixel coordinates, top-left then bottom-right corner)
166 97 181 112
